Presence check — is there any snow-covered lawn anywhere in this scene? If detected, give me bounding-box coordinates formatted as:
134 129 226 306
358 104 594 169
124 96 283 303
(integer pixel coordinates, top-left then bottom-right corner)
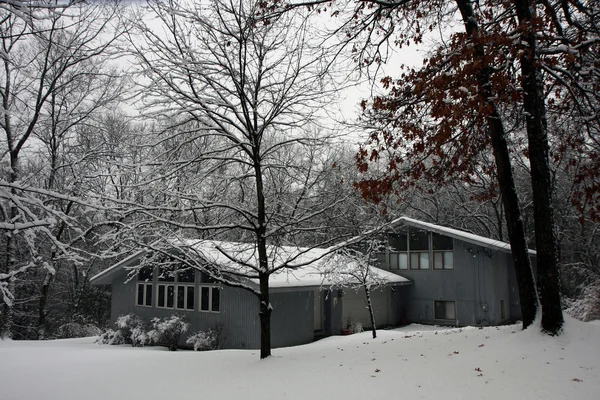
1 317 598 400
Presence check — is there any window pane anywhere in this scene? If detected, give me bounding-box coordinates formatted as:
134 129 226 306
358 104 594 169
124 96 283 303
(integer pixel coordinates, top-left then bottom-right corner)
158 267 175 282
212 287 220 312
166 285 174 308
201 272 217 284
187 287 195 310
435 301 455 320
389 253 398 270
410 253 420 270
158 285 165 307
419 252 429 269
177 268 195 283
444 251 454 269
201 287 210 311
409 228 429 251
432 233 453 250
446 301 456 319
434 301 445 319
399 253 408 270
177 286 185 309
138 267 153 282
434 252 443 270
137 283 144 306
145 284 152 306
389 231 408 251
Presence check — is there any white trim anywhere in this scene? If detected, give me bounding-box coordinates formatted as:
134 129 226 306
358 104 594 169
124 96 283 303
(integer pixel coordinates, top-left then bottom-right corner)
199 285 221 313
135 282 153 307
174 284 195 311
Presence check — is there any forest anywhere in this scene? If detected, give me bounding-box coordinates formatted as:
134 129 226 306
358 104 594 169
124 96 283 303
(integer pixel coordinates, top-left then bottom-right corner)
0 0 598 359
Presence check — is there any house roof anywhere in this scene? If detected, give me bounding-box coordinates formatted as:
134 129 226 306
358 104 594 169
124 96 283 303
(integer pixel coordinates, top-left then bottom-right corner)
388 216 536 255
90 239 410 288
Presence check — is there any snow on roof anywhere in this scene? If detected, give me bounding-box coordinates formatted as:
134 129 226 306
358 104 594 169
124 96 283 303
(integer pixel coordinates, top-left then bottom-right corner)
90 239 410 288
389 216 536 255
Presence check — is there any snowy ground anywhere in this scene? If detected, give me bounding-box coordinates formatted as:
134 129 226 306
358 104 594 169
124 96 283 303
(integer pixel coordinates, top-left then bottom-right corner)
1 317 599 400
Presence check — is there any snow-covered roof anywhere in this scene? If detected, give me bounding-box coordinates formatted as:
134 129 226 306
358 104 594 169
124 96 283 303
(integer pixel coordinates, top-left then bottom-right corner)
90 239 410 288
388 216 536 255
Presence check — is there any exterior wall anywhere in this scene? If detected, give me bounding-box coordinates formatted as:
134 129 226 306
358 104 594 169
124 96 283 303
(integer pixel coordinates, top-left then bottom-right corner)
340 286 393 329
109 270 314 349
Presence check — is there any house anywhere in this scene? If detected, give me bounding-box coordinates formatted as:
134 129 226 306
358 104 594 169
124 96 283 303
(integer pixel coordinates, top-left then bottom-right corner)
90 240 410 349
90 216 535 349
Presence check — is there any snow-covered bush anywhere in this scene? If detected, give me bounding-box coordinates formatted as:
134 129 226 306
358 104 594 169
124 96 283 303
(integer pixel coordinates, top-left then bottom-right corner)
148 315 190 351
115 313 147 346
566 282 600 322
349 321 363 334
186 324 224 351
55 323 102 339
96 329 125 345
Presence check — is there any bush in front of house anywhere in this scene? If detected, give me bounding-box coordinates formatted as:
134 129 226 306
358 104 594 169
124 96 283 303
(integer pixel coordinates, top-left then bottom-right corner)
147 314 190 351
186 323 224 351
55 322 102 339
115 313 148 347
96 329 125 345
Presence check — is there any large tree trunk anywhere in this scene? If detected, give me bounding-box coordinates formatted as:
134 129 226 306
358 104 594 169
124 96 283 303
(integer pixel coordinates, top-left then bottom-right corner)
513 0 564 335
258 273 272 359
456 0 539 328
364 285 377 339
37 270 55 340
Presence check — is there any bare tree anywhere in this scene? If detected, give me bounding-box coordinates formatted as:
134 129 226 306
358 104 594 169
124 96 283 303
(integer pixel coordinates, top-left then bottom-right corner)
0 1 127 338
118 0 350 358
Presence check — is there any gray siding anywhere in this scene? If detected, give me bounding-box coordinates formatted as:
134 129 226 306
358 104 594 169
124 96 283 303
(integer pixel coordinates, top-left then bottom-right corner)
385 238 529 327
340 287 393 329
109 270 313 349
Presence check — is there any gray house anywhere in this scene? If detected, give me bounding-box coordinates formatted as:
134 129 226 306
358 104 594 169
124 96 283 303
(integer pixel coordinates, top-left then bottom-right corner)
90 216 534 349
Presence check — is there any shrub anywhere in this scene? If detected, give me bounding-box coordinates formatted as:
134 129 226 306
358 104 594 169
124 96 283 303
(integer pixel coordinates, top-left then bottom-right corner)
148 315 190 351
96 329 125 345
566 282 600 322
115 313 146 347
349 321 363 334
55 323 102 339
186 324 224 351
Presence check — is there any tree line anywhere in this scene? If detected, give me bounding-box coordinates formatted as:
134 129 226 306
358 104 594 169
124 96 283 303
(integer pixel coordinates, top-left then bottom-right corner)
0 0 598 359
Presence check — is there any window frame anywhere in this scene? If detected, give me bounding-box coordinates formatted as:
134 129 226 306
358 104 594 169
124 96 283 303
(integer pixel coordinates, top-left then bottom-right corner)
433 250 454 270
136 282 153 307
434 300 456 320
199 285 221 313
175 284 195 311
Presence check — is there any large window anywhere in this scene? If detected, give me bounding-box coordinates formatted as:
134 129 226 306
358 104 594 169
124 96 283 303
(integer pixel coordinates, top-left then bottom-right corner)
434 301 456 320
432 232 454 270
200 286 221 313
157 267 195 311
387 228 454 271
136 267 153 307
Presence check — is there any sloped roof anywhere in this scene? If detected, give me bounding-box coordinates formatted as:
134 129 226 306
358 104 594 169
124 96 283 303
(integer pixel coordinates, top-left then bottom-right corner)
90 239 410 288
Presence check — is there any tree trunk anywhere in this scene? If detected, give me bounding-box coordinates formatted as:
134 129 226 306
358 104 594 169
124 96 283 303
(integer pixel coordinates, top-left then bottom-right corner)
364 285 377 339
37 270 55 340
258 273 272 359
513 0 564 335
456 0 539 328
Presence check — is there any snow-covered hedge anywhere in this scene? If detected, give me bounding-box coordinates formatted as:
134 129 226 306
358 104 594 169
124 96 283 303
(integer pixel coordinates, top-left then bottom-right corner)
148 315 190 351
96 329 125 345
55 323 102 339
186 323 224 351
115 313 148 347
566 282 600 322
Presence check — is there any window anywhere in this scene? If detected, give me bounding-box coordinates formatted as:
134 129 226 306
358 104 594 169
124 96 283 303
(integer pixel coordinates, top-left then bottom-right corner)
136 283 152 307
432 233 454 270
200 286 221 313
157 266 196 310
434 301 456 320
136 266 153 307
